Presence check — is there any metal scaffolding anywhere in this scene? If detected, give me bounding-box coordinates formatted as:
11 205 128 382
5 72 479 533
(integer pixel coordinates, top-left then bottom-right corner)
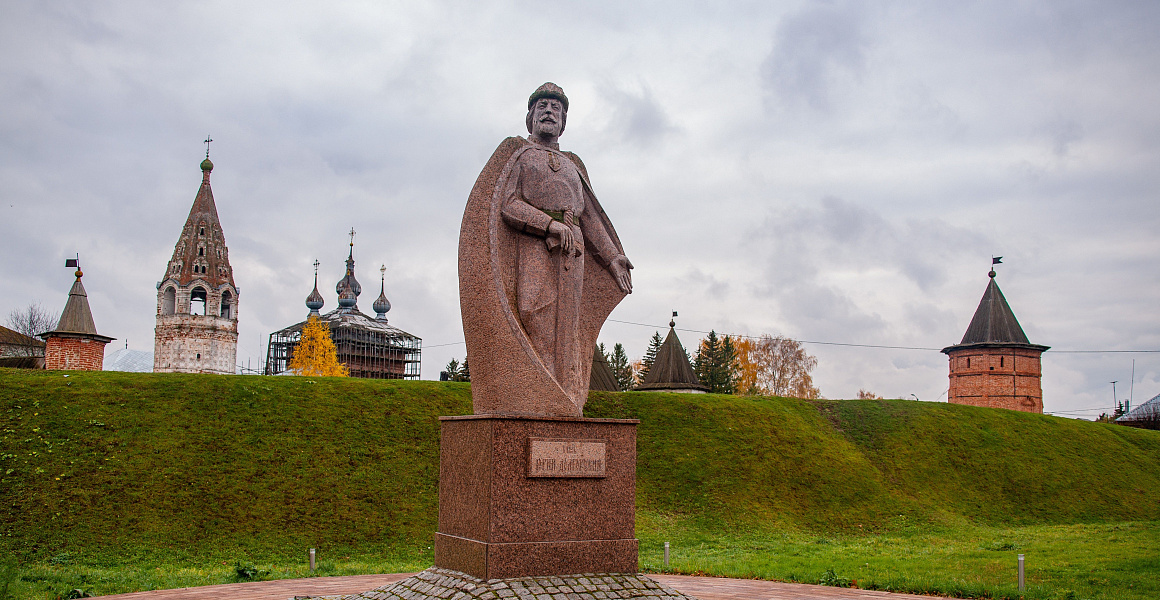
265 308 421 379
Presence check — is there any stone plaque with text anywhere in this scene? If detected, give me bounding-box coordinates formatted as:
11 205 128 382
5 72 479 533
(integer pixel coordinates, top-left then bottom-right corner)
527 438 606 478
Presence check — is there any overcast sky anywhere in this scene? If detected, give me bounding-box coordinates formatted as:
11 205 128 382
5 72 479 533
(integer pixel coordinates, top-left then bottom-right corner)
3 1 1158 417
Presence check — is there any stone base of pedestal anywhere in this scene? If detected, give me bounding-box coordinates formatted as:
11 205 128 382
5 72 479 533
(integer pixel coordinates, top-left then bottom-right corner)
435 534 639 579
435 415 639 580
303 567 701 600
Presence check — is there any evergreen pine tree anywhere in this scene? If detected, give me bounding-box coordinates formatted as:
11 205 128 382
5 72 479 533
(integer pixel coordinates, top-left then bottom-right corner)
444 357 471 382
694 331 738 394
719 335 738 394
694 330 721 391
289 315 349 377
639 332 662 381
610 343 634 392
443 358 461 381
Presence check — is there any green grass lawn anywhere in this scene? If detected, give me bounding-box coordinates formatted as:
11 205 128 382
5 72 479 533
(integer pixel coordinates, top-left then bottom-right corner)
638 519 1157 600
2 547 427 599
7 522 1154 599
1 369 1158 599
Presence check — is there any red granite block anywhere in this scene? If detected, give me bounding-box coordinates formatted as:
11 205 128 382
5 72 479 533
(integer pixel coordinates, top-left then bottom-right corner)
435 415 638 579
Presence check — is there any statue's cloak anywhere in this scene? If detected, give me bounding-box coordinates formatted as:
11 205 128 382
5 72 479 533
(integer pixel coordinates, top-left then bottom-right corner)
459 137 628 417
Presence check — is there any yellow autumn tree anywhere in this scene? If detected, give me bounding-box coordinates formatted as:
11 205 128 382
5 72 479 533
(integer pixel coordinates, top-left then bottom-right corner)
733 337 761 395
734 334 821 399
289 315 349 377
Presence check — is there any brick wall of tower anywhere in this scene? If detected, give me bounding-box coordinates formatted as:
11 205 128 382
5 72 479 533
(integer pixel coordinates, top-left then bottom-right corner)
44 336 107 371
153 314 238 374
946 346 1044 413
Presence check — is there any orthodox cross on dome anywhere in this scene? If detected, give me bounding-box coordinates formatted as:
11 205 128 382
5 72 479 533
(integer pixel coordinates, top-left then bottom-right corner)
313 259 320 274
348 227 357 250
203 135 213 159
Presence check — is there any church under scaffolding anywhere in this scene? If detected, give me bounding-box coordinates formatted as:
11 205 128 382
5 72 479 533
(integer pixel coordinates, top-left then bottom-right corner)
264 236 421 379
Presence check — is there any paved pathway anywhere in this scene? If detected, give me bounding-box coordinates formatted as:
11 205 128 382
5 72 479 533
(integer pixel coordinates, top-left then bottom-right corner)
97 573 943 599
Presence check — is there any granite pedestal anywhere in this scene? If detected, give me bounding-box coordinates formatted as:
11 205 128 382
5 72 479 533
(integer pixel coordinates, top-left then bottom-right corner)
435 415 639 580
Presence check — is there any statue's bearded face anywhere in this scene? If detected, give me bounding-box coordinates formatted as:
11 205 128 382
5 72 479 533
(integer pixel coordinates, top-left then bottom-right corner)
528 98 566 139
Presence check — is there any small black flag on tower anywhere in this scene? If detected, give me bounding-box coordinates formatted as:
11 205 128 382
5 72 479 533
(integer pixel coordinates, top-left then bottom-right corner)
992 256 1003 265
65 258 78 268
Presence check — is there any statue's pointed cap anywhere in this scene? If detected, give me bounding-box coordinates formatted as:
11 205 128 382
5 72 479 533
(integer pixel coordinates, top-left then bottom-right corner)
528 82 568 111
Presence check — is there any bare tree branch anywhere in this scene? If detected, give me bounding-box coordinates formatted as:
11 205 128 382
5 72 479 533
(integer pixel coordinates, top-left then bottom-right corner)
3 304 54 357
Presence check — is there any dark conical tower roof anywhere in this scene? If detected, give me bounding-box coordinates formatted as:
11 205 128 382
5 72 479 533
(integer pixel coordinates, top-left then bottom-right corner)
589 346 620 392
636 323 708 391
961 272 1029 344
41 269 114 343
942 270 1048 354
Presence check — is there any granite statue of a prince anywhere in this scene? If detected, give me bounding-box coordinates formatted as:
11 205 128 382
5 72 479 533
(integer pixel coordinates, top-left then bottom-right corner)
460 82 633 417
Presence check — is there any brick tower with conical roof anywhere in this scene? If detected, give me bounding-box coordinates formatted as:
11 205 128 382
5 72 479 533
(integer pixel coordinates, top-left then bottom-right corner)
153 151 239 374
41 264 115 370
941 269 1049 413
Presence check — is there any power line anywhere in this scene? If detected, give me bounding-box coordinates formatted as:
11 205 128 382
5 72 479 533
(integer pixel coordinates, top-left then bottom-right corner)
605 319 937 350
424 341 465 348
1050 350 1160 354
604 319 1160 354
1045 407 1113 415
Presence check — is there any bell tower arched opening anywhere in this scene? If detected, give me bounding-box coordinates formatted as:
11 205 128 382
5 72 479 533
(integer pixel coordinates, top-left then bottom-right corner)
161 287 176 315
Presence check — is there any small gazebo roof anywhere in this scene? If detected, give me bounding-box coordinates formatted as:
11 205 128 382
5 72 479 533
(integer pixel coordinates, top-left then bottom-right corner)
942 271 1047 354
636 324 708 392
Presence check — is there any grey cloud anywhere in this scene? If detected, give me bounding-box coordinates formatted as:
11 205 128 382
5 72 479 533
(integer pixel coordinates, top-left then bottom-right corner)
748 195 991 344
761 3 868 112
763 196 987 292
600 83 676 148
1045 118 1084 158
678 268 730 301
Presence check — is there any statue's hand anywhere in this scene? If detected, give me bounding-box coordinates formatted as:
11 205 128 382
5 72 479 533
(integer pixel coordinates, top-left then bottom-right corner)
610 254 633 294
547 221 576 255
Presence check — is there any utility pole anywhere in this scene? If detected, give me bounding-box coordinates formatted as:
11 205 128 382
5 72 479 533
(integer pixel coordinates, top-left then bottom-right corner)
1127 359 1136 406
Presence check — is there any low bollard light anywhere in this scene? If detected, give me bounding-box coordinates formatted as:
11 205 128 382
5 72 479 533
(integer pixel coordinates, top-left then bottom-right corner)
664 542 670 568
309 548 316 572
1017 553 1024 591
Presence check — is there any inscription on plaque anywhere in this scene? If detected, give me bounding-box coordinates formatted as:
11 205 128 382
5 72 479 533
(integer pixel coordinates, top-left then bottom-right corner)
527 438 606 478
